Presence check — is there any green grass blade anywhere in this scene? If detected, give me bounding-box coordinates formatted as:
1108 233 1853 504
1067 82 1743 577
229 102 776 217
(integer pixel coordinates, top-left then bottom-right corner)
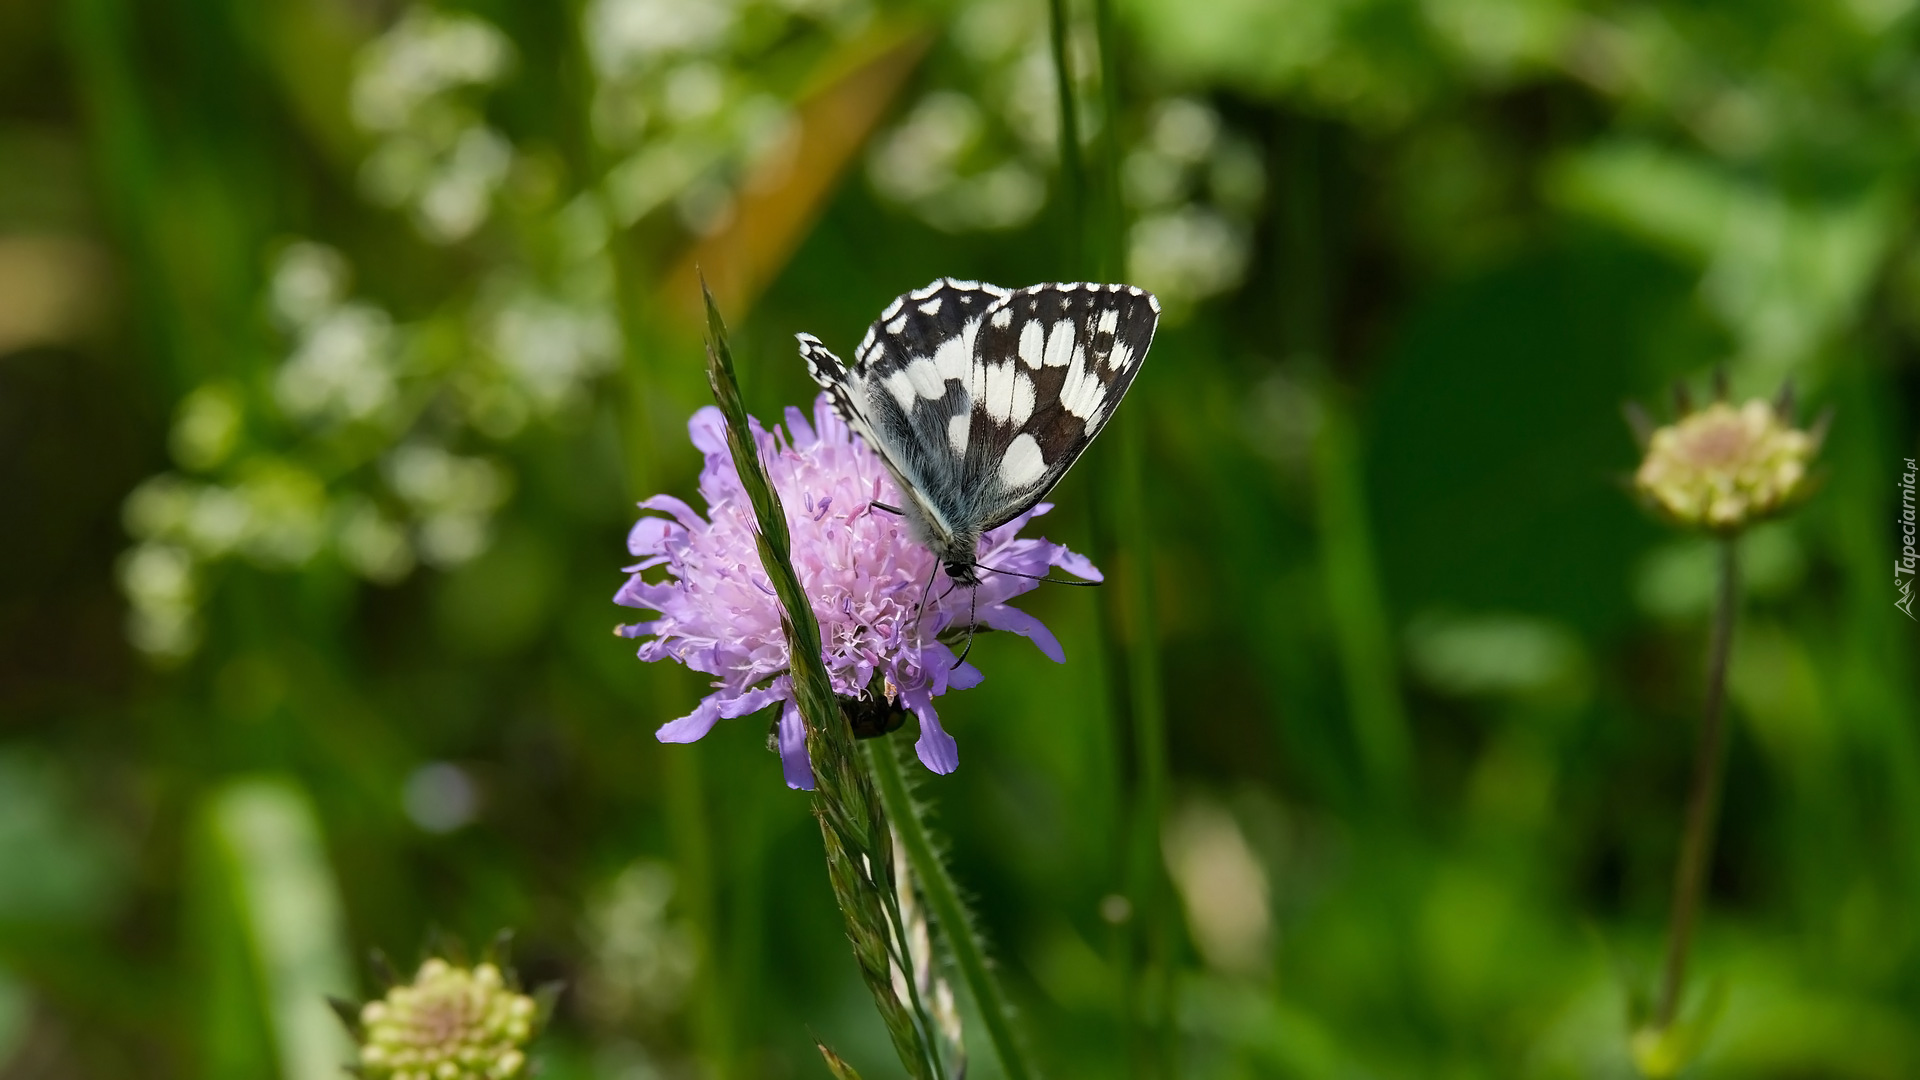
701 284 944 1080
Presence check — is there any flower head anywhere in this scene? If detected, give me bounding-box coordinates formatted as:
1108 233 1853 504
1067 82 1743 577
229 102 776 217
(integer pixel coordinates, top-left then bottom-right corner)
355 958 539 1080
615 395 1100 788
1633 396 1820 533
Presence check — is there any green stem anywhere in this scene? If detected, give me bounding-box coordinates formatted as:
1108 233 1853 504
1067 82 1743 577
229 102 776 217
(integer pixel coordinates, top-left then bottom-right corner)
868 738 1039 1080
1655 537 1739 1029
1073 2 1173 1070
1046 0 1086 275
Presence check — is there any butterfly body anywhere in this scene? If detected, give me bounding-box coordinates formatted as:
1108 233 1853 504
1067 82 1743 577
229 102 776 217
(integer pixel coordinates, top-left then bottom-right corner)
799 278 1159 585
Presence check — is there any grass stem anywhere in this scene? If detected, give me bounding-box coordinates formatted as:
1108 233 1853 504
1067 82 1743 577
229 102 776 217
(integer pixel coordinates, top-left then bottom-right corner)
869 737 1038 1080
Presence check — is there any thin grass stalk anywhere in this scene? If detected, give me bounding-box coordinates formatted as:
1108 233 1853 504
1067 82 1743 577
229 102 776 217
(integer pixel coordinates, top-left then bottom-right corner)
868 735 1039 1080
1071 0 1176 1071
1311 399 1412 801
1276 116 1410 805
700 286 946 1080
1055 0 1174 1068
1046 0 1086 271
1654 537 1739 1029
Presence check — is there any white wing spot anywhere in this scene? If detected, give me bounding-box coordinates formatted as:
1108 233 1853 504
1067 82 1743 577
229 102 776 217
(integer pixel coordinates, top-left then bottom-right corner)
910 281 942 300
1061 345 1104 419
1083 402 1106 436
1010 370 1035 425
1107 283 1122 293
1018 319 1045 368
1060 282 1080 292
1147 293 1161 314
991 306 1013 330
947 411 970 455
933 316 980 382
883 297 904 318
999 433 1047 489
1042 321 1075 368
981 361 1017 422
918 298 943 315
947 278 980 290
1109 341 1133 371
884 370 916 412
905 357 944 400
1097 308 1119 336
887 315 908 334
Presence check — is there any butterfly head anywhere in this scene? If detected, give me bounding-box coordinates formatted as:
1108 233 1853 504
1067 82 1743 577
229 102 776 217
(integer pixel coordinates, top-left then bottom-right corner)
942 557 981 588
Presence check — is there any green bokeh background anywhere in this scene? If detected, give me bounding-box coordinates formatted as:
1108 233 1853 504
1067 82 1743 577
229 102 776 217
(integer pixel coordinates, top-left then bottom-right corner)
3 0 1917 1077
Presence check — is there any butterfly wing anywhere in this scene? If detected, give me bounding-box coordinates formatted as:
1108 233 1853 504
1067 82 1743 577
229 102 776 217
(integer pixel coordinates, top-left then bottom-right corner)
955 281 1159 531
799 277 1159 557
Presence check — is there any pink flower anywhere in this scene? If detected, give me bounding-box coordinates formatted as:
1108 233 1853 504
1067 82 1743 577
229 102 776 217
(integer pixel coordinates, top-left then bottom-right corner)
615 395 1100 789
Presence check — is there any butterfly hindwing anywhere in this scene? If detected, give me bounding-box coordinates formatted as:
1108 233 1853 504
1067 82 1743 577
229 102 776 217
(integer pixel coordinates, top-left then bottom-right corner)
800 277 1159 567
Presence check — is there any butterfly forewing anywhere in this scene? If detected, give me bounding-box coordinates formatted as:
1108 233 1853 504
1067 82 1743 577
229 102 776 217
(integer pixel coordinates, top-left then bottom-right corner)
959 282 1158 529
799 277 1158 566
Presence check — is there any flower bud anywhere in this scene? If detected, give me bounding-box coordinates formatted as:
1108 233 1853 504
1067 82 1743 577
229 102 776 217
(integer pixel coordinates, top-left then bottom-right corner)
352 957 541 1080
1633 397 1819 532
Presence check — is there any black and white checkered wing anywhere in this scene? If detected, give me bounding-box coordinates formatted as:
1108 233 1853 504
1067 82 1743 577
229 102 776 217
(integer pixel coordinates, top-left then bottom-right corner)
799 277 1159 559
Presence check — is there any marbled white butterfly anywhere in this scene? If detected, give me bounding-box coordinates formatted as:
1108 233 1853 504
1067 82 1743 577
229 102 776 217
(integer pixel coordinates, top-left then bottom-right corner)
798 278 1159 586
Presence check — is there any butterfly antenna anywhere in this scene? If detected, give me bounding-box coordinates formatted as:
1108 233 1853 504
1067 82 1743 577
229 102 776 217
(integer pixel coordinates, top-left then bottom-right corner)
912 559 939 641
950 585 978 670
973 562 1101 587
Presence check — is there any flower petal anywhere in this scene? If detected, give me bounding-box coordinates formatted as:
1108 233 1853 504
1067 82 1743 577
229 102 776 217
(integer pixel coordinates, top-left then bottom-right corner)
637 494 705 532
979 604 1065 663
656 694 724 743
628 516 682 556
909 698 959 774
689 406 729 456
778 700 816 790
784 405 815 447
948 661 984 689
1048 545 1103 583
719 678 789 719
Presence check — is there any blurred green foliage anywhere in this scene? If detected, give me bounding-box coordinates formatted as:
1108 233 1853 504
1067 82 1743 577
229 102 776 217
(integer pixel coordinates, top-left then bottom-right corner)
2 0 1917 1076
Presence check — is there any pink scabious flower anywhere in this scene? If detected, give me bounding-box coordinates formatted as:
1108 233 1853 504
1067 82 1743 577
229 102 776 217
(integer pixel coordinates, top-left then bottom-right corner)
615 394 1101 789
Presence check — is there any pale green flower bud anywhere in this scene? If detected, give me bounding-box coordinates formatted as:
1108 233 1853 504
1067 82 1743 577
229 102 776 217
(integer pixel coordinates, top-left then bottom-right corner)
1633 397 1820 533
351 956 542 1080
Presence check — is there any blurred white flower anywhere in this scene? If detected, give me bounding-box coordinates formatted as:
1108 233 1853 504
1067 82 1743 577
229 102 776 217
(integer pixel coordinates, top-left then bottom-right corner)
1149 97 1221 163
581 860 698 1024
583 0 737 79
1128 206 1251 307
870 92 984 203
275 302 397 424
488 290 621 412
414 126 514 244
352 11 517 243
352 9 513 133
386 444 512 568
269 242 352 329
117 542 201 660
336 497 416 584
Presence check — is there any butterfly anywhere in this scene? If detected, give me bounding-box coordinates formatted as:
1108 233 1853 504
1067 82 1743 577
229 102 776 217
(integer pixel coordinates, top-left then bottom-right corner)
797 278 1159 587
